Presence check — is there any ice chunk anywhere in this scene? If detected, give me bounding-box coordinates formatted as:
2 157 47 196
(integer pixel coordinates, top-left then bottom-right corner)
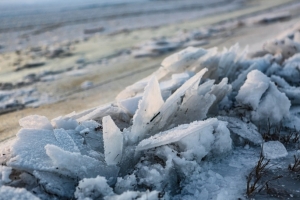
8 129 56 171
0 166 12 184
117 95 142 116
129 76 164 143
236 70 269 109
33 171 76 198
161 47 207 73
0 186 40 200
190 47 219 80
77 104 130 123
103 116 123 165
136 118 218 151
263 141 288 159
208 78 232 114
172 81 216 125
236 70 290 125
51 116 78 130
218 116 263 145
150 68 208 132
53 129 79 152
45 144 119 180
115 174 137 194
19 115 52 130
75 176 114 200
211 121 232 155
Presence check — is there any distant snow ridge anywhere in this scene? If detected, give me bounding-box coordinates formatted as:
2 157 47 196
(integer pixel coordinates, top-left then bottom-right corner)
3 26 300 199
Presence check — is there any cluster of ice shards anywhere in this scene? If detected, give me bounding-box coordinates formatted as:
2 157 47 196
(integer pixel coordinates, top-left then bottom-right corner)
3 26 300 199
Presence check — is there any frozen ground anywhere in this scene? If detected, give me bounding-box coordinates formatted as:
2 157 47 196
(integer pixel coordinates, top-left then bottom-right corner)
1 16 300 199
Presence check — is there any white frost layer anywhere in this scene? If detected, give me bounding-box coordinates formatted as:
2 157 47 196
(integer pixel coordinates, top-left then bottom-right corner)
263 141 288 159
0 186 40 200
103 116 123 165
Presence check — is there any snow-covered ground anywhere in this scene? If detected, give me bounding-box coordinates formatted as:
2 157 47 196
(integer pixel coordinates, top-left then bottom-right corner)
1 20 300 199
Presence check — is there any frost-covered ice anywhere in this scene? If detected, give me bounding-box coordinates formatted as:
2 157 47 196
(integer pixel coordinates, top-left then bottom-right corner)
263 141 288 159
3 24 300 199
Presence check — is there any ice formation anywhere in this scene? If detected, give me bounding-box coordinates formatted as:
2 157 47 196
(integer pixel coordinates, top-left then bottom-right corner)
2 24 300 199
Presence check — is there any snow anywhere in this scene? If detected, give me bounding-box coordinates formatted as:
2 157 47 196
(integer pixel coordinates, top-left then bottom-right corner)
0 186 40 200
75 176 114 200
263 141 288 159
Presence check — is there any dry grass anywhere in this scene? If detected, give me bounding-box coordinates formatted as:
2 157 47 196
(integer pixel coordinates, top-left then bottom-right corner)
246 147 282 197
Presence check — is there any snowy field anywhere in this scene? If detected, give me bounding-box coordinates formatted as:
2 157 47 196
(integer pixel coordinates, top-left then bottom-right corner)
1 19 300 199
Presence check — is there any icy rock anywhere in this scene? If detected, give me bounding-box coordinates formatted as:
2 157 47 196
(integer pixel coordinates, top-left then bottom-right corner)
161 46 207 73
45 144 119 180
19 115 52 130
0 186 40 200
51 116 78 130
218 116 263 145
263 141 288 159
105 190 159 200
129 77 164 143
75 176 114 200
103 116 123 165
236 70 290 125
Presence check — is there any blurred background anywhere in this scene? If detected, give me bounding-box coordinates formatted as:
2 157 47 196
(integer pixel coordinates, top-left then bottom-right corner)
0 0 299 140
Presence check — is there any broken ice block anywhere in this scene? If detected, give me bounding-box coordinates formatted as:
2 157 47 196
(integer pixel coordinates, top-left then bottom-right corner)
263 141 288 159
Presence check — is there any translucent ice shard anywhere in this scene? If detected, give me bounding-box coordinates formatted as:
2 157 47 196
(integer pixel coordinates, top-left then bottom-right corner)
129 76 164 143
45 144 119 180
103 116 123 165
